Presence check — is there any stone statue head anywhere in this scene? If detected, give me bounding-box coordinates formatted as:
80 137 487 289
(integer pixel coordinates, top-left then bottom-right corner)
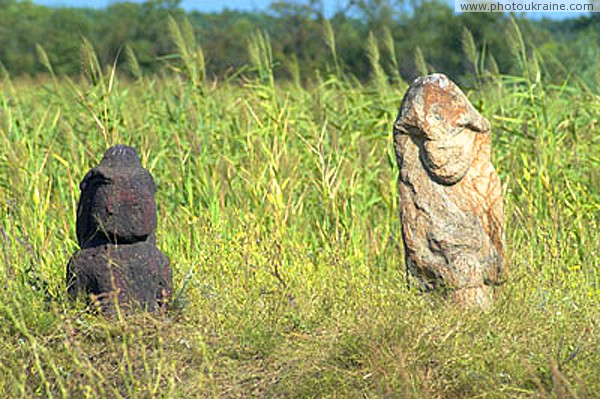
393 74 490 185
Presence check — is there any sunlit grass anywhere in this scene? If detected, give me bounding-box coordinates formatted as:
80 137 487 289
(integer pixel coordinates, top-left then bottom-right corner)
0 19 598 398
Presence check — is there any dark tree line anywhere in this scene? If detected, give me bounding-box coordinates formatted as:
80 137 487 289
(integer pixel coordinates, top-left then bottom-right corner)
0 0 598 86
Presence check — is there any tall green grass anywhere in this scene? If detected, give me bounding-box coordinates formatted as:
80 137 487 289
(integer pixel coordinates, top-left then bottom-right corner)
0 19 598 397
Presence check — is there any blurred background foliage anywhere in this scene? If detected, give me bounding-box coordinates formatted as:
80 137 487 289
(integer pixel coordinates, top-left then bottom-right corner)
0 0 598 90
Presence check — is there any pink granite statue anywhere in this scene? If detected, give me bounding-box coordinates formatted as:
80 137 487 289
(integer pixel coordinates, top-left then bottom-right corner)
393 74 505 307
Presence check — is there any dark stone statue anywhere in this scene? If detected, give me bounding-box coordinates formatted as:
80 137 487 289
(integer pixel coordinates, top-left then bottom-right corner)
67 145 171 313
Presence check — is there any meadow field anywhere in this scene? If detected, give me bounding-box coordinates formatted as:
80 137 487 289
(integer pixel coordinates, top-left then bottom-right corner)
0 20 598 398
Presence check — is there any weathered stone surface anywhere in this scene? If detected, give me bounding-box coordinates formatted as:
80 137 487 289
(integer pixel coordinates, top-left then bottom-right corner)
393 74 505 307
66 241 171 313
76 145 157 248
67 145 171 313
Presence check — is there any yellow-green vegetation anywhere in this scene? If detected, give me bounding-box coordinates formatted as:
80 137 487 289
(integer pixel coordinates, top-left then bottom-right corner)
0 21 598 398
